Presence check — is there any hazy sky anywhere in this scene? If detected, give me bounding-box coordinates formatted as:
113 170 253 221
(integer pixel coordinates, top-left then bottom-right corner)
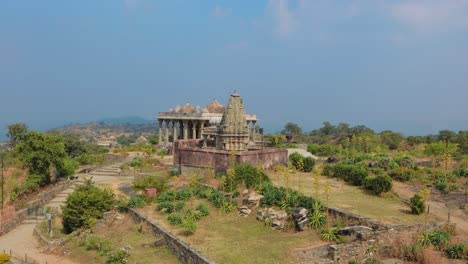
1 0 467 139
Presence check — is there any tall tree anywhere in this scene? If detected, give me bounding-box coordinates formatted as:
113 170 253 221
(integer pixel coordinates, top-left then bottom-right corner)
281 122 303 136
14 131 66 183
6 123 28 147
380 130 404 150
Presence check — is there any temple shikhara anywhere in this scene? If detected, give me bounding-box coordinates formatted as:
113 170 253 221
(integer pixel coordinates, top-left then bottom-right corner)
157 91 287 173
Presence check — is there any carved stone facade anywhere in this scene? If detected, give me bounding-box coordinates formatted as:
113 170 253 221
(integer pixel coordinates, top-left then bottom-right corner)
215 91 250 151
157 97 257 146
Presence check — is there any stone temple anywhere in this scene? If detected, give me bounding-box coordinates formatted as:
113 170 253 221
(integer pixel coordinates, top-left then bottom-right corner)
158 91 288 173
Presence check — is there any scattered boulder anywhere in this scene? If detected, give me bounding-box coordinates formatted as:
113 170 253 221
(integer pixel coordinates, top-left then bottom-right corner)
338 226 373 236
292 207 309 231
238 206 252 217
243 191 263 209
272 219 285 230
256 208 289 230
242 189 249 196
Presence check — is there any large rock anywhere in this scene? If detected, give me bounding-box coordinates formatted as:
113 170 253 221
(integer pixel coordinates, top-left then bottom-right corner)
292 207 309 231
243 191 264 209
238 206 252 217
256 208 289 230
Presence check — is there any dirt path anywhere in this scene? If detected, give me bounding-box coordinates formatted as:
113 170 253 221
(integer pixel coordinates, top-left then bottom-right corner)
392 181 468 238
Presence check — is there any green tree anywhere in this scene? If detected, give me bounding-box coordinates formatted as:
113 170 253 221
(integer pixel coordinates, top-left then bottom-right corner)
281 122 303 136
409 194 426 215
380 130 404 150
14 131 67 183
6 123 28 147
62 133 86 158
62 179 115 233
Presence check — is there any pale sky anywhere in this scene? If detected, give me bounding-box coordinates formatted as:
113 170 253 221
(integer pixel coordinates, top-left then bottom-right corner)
1 1 467 139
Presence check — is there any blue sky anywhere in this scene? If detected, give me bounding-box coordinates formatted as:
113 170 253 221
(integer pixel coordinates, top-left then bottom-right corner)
0 0 467 139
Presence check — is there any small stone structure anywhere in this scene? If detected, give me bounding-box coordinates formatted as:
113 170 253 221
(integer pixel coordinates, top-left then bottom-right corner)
172 92 288 173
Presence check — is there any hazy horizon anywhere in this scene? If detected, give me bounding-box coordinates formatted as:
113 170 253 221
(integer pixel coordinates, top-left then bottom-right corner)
1 1 467 140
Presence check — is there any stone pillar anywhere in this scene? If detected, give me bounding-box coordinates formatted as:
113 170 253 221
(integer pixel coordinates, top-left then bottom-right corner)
158 120 163 145
200 122 204 139
172 120 178 142
183 121 188 140
165 121 170 144
192 122 197 140
247 120 251 142
252 121 257 143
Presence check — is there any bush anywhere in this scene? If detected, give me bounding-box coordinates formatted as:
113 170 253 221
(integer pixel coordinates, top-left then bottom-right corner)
127 195 146 208
409 194 425 215
184 209 203 221
106 248 129 264
303 157 315 172
364 175 393 195
58 157 79 177
181 218 197 235
322 164 333 176
453 168 468 177
0 253 10 264
307 144 338 157
167 213 183 225
446 243 467 259
289 152 305 171
388 168 417 182
130 157 143 167
234 164 271 188
84 235 112 255
332 164 368 186
133 174 168 193
196 203 209 217
435 176 449 194
62 179 115 233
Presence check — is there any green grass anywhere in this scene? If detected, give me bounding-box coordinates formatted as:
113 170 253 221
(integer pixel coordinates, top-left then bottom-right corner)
140 198 325 264
270 171 431 224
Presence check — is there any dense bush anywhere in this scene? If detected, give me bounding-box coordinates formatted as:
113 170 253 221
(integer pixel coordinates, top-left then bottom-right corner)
10 174 45 201
375 156 399 171
167 213 183 225
303 157 316 173
84 235 112 255
127 195 145 208
322 164 333 176
0 253 10 264
446 243 467 259
331 164 368 186
289 152 315 172
388 168 417 182
58 157 79 177
234 164 271 188
364 175 393 195
453 168 468 177
409 194 425 215
435 176 449 194
307 144 339 157
106 248 129 264
184 209 203 221
196 203 209 217
62 179 115 233
132 174 168 193
156 201 185 213
130 157 144 167
181 218 197 236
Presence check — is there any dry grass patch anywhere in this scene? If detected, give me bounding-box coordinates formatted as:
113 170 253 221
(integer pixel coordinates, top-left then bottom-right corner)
139 197 326 264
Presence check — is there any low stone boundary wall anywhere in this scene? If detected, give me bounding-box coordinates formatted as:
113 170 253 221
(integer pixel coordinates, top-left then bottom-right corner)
0 180 73 236
128 209 216 264
327 207 389 231
33 226 64 251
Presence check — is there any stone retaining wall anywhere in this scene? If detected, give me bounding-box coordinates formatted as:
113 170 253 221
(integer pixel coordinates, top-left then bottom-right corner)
128 209 215 264
0 180 73 236
33 226 64 251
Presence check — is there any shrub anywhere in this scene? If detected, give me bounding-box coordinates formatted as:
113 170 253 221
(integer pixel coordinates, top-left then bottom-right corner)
167 213 183 225
181 218 197 235
409 194 425 215
307 144 339 157
234 164 270 188
184 209 203 221
308 201 327 229
127 195 146 208
58 157 79 177
130 157 143 167
303 157 315 172
320 227 344 243
322 164 333 176
0 253 10 264
388 168 416 182
196 203 209 217
364 175 393 195
116 195 129 212
84 235 112 255
106 248 129 264
62 179 115 233
453 168 468 177
446 243 467 259
133 174 168 193
435 176 449 194
427 230 451 250
331 164 368 186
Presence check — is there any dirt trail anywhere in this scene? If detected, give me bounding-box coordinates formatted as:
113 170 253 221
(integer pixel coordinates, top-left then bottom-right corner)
392 181 468 238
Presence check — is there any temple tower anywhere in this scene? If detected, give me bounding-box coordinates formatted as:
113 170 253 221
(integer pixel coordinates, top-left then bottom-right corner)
216 91 250 151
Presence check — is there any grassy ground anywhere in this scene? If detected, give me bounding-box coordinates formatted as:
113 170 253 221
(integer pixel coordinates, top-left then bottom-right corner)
139 198 326 264
268 170 435 225
48 213 180 264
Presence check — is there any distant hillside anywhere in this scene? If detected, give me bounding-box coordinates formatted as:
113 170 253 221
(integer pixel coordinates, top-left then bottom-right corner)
96 116 152 125
51 119 156 141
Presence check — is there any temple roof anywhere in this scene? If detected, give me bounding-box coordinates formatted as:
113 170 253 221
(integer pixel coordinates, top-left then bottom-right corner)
180 102 194 113
205 99 225 114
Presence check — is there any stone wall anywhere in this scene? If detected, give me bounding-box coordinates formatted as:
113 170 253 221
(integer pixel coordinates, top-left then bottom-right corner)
327 207 388 231
128 209 215 264
174 140 288 173
0 180 73 236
